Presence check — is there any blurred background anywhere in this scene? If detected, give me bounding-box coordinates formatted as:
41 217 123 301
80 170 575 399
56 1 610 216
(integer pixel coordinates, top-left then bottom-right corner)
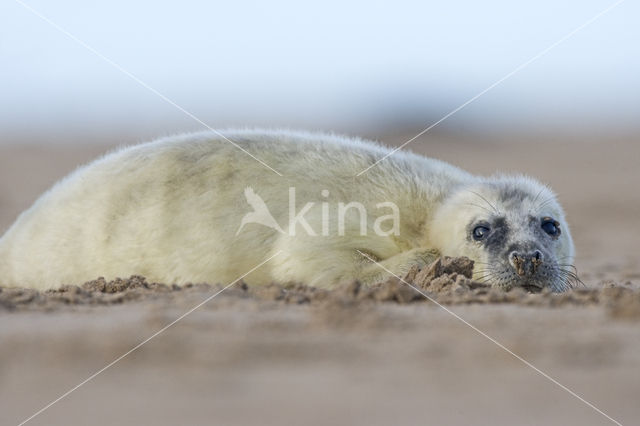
1 0 638 143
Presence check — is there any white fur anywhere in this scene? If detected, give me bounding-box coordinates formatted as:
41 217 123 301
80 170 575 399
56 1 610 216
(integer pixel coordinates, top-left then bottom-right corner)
0 130 573 290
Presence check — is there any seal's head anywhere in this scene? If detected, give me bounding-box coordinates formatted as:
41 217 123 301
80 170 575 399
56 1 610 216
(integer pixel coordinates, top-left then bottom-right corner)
429 175 576 292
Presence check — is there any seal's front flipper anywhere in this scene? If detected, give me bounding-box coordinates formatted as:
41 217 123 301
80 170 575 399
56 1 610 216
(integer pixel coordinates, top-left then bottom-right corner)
356 248 440 286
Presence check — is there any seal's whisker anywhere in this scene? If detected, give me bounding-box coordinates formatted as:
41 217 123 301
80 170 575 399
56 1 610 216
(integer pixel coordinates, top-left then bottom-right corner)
536 196 557 211
472 266 493 273
474 273 496 282
464 203 495 215
476 276 495 285
556 255 574 261
474 271 499 284
467 190 500 214
557 264 579 274
558 268 586 287
529 187 546 213
557 264 583 281
555 268 585 289
550 270 571 290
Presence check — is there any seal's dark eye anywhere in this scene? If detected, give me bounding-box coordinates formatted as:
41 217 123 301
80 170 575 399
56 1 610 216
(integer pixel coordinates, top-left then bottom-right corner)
473 225 490 241
541 218 560 237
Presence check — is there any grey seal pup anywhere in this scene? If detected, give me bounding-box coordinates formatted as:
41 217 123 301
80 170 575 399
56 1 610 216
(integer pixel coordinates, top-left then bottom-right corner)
0 129 575 291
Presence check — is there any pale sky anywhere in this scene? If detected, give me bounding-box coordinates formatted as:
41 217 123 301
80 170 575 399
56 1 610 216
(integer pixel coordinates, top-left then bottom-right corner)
1 0 638 139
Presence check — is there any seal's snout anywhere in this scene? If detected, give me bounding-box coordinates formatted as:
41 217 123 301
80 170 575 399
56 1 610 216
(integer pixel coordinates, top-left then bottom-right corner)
509 250 544 277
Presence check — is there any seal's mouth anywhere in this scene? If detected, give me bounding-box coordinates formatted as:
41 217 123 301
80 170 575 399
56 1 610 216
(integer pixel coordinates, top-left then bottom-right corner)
520 283 544 293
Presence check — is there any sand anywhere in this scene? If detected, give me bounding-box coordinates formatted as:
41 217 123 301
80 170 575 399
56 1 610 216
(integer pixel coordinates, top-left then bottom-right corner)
1 132 639 426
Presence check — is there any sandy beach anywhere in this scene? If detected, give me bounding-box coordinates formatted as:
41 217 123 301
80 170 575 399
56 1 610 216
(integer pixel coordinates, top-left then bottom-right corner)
1 131 639 426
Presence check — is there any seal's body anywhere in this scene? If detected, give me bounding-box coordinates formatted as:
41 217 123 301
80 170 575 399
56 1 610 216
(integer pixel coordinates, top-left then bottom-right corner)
0 130 574 291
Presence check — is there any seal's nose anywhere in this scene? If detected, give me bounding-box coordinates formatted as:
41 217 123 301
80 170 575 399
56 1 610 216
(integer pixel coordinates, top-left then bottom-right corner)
509 250 544 276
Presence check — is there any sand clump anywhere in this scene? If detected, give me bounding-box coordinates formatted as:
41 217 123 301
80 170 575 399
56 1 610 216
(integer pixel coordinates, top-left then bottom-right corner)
0 256 639 319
